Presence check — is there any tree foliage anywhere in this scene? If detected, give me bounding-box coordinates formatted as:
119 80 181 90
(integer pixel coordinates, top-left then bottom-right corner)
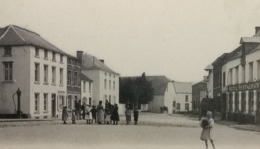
119 73 154 109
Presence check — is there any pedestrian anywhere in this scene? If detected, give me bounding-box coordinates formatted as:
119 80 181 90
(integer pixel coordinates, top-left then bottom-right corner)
111 104 119 125
91 105 97 123
125 104 131 125
200 111 216 149
62 106 68 124
104 102 111 124
134 107 139 125
81 102 86 120
86 105 93 124
72 109 76 124
97 100 104 124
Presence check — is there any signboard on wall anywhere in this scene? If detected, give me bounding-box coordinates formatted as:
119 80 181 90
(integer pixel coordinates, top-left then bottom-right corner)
228 81 260 92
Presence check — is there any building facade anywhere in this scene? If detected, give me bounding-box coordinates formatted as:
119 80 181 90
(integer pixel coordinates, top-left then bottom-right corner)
77 51 120 107
0 25 68 118
172 82 193 113
192 81 207 113
67 55 81 111
81 73 93 105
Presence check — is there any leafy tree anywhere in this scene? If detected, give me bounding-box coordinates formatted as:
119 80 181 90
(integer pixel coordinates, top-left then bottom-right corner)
119 72 154 109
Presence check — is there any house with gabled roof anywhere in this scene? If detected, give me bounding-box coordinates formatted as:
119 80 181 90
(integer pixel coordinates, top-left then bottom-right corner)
0 25 69 118
172 82 193 113
77 51 120 107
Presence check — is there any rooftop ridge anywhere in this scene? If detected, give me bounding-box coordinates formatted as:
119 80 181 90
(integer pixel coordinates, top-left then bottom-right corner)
9 24 40 36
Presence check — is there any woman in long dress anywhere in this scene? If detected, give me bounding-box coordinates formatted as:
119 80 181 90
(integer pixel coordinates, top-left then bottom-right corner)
111 104 120 125
96 101 104 124
200 111 216 149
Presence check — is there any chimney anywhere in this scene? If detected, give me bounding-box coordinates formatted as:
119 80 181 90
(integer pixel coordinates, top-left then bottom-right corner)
76 51 83 65
255 26 260 34
99 59 104 63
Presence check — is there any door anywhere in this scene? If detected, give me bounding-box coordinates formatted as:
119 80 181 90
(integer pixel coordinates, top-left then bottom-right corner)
52 94 56 118
256 91 260 124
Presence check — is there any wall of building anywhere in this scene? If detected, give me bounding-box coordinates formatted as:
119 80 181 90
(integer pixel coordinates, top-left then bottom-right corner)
164 82 175 114
175 93 192 112
81 80 93 105
148 95 164 113
0 46 31 114
29 46 67 118
207 71 214 98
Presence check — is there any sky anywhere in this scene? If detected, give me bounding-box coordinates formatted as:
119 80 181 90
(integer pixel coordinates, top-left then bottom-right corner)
1 0 260 83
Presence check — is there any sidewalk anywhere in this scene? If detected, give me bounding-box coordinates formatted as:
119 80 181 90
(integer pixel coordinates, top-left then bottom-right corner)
216 120 260 132
0 118 54 122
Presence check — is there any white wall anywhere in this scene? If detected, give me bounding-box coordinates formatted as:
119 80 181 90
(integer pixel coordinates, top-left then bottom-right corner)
164 82 175 114
175 93 192 112
81 80 93 105
148 95 164 113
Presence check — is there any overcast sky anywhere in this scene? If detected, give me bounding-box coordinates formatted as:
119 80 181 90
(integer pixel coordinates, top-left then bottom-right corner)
1 0 260 82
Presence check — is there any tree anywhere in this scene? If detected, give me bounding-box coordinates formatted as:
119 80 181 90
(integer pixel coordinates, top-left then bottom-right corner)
119 72 154 109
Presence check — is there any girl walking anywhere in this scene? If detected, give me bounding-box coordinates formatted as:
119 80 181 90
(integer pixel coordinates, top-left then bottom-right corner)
200 111 216 149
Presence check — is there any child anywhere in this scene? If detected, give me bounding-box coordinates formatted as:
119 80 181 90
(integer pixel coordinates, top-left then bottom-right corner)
134 107 139 125
200 111 216 149
86 105 93 124
91 106 97 123
72 109 76 124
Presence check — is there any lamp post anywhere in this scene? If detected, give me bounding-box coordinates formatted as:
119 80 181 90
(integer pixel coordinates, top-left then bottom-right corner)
16 88 22 118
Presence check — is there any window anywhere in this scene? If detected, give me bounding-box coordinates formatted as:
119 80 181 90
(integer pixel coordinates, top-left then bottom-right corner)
177 103 180 110
83 81 86 92
185 103 189 111
74 72 78 86
67 70 71 86
242 66 245 83
52 52 56 61
185 95 188 102
228 69 233 85
229 93 233 112
249 91 254 113
44 65 48 83
60 55 63 63
109 95 111 103
34 93 39 112
44 50 48 59
235 67 239 84
4 46 12 56
234 92 239 112
52 66 56 85
3 62 13 81
58 95 65 110
89 82 92 93
257 60 260 81
35 63 40 82
222 72 226 87
44 93 48 111
68 95 72 110
113 81 115 91
173 101 176 107
241 92 246 112
249 62 253 82
109 80 111 90
35 48 39 57
60 68 63 85
104 79 107 89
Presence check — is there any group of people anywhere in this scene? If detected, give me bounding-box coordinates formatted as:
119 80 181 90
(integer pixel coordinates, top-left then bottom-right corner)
61 100 139 125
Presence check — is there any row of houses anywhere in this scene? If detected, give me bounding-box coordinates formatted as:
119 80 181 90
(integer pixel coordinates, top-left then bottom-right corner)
193 26 260 124
121 76 193 114
0 25 119 119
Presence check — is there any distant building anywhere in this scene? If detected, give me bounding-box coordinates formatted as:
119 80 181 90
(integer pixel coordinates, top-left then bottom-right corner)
67 55 81 111
204 64 214 98
192 81 207 113
0 25 68 118
172 82 193 113
77 51 120 107
81 73 93 105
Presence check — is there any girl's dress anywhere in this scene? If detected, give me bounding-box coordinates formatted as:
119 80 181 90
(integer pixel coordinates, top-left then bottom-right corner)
86 107 93 120
200 118 214 140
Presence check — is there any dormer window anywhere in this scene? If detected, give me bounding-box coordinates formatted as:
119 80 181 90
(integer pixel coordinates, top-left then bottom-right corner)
35 48 39 57
4 46 12 56
52 52 56 61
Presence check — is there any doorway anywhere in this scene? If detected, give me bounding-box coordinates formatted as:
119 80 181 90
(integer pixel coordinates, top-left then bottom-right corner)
51 94 56 118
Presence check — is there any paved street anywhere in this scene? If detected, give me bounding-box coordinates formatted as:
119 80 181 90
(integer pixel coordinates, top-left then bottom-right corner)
0 113 260 149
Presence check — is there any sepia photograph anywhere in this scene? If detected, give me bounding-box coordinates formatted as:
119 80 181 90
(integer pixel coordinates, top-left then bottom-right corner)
0 0 260 149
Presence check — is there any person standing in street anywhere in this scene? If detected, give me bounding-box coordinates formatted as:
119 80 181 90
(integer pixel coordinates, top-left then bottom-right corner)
91 105 97 123
97 100 104 124
134 107 139 125
72 109 76 124
200 111 216 149
111 104 119 125
125 104 131 125
81 102 86 120
62 106 68 124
